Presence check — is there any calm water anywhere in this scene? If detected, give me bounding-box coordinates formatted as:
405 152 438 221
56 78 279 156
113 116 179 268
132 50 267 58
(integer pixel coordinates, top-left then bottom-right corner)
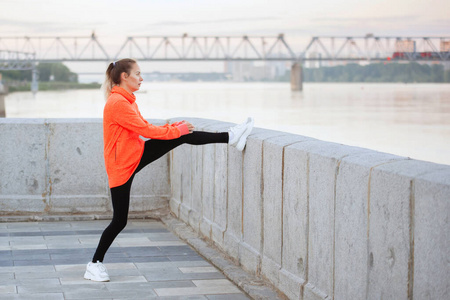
5 82 450 166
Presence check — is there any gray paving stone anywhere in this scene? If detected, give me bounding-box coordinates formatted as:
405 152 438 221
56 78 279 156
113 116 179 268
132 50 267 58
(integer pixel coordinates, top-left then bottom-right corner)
107 288 158 299
167 255 204 262
0 294 65 300
134 261 211 270
3 278 60 286
17 284 63 294
13 260 56 266
14 271 63 279
159 296 208 300
61 284 112 299
128 256 170 263
144 272 226 282
12 253 50 260
0 220 258 300
147 233 181 241
206 295 251 300
0 265 57 274
107 281 196 290
0 272 14 280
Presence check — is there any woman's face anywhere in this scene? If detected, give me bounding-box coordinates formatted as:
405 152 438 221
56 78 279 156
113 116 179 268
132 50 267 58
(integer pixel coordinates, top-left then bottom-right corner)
121 63 143 93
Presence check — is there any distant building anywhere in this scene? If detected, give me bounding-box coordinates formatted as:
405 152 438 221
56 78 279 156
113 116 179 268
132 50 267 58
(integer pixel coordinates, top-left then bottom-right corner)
441 41 450 52
224 59 289 81
305 52 322 68
395 40 416 52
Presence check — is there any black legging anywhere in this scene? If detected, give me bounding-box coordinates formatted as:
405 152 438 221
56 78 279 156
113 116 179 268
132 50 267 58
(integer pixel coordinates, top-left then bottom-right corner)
92 131 229 262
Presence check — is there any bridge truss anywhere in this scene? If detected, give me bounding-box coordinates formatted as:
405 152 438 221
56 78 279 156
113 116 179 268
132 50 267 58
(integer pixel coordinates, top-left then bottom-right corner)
0 50 35 70
0 34 448 92
0 34 449 63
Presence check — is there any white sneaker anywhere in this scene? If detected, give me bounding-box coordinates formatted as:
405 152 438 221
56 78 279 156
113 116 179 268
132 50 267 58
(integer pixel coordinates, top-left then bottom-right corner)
84 261 110 282
229 117 254 151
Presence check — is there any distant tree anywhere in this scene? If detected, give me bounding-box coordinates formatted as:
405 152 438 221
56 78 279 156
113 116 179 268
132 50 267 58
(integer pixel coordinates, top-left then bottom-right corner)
37 63 78 82
299 62 447 83
1 62 78 83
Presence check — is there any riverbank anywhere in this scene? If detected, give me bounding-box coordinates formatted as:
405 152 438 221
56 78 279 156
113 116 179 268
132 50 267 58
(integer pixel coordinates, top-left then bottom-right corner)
7 81 101 93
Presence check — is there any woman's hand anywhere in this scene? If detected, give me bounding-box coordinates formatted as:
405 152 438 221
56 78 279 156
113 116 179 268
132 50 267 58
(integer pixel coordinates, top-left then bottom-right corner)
181 121 195 133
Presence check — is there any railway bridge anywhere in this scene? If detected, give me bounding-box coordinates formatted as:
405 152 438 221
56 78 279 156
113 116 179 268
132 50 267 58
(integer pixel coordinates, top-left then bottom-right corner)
0 33 449 92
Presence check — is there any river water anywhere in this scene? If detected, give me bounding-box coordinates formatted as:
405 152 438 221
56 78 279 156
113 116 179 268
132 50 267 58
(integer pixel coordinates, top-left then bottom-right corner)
4 82 450 166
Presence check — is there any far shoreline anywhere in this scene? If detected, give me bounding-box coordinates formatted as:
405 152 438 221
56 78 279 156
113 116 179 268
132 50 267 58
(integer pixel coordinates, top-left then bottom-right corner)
7 82 101 93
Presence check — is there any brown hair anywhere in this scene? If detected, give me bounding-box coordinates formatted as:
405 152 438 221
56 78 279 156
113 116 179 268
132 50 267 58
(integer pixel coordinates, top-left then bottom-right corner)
102 58 137 100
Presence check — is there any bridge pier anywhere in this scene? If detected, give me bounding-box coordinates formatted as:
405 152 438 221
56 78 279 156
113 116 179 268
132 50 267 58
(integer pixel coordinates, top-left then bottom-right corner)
290 62 303 91
31 64 38 94
0 74 6 117
0 94 5 117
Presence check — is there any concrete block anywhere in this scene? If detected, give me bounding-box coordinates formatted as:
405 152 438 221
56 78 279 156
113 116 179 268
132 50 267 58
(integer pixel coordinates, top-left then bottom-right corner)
202 121 234 133
191 145 203 216
224 145 243 244
211 222 225 247
223 230 240 261
179 145 193 217
261 256 281 289
188 208 201 233
201 144 215 232
304 282 328 300
180 203 191 224
282 143 310 284
47 119 106 197
0 196 47 213
129 195 168 212
239 241 261 275
241 131 285 270
261 135 308 285
241 137 263 273
334 151 404 299
279 269 304 300
169 198 181 217
169 143 181 209
170 143 192 223
49 195 110 213
368 159 444 299
133 154 171 199
413 168 450 299
199 217 213 240
296 140 369 298
189 117 220 129
212 144 228 247
0 119 47 209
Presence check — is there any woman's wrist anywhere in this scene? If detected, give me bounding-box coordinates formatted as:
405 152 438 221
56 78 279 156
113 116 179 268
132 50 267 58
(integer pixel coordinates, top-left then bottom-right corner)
176 123 190 136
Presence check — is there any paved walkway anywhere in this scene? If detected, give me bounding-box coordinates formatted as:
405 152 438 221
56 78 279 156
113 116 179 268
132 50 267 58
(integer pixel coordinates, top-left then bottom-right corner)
0 219 250 300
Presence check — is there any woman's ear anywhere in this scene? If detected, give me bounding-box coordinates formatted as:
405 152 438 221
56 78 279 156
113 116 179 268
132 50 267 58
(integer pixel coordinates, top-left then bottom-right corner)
120 72 129 82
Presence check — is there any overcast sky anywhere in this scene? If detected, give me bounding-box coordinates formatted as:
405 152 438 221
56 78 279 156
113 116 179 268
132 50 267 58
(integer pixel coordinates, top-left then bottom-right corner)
1 0 448 74
1 0 448 37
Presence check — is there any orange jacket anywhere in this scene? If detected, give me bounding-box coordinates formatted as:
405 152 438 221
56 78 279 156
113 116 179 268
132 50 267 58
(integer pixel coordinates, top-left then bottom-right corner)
103 86 188 188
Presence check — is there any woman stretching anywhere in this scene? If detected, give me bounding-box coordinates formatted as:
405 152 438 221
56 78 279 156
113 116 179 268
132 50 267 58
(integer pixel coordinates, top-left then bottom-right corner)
84 58 254 282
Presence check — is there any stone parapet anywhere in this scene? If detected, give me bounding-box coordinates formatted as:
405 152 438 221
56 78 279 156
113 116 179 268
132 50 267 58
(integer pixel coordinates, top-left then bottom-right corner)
0 118 170 217
167 117 449 300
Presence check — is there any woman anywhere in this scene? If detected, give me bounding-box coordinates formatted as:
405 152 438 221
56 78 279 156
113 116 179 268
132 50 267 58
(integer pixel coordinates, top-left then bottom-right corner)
84 58 253 282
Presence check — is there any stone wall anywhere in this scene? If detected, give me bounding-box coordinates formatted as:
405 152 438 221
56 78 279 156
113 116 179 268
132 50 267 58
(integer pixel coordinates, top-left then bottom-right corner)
0 118 448 299
0 119 170 216
168 118 449 300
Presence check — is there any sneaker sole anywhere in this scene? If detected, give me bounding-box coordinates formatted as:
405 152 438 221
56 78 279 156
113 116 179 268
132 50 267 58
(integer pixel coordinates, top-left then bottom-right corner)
235 118 254 151
84 271 110 282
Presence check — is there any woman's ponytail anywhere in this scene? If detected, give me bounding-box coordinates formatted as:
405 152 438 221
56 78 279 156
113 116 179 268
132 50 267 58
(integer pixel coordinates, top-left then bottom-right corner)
102 58 137 100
